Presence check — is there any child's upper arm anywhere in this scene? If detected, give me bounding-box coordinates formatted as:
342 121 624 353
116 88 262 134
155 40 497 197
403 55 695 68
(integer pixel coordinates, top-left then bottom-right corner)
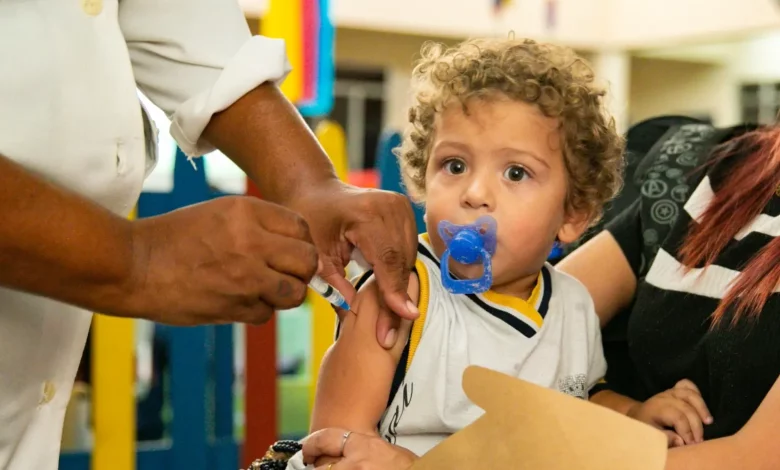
309 271 420 436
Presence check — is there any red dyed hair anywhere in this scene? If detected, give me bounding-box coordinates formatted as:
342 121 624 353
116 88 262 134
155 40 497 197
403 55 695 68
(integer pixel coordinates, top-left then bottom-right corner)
678 126 780 327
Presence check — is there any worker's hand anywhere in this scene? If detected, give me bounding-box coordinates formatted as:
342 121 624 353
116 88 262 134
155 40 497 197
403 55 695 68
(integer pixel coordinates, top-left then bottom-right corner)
289 181 419 348
127 196 319 325
200 84 417 345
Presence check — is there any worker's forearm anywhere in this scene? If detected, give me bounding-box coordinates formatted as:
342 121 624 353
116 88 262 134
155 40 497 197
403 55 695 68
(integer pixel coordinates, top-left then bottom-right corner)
0 154 137 314
203 83 340 206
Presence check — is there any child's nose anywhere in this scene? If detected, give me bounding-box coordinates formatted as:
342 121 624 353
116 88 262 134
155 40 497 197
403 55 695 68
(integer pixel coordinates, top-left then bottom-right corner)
460 177 495 211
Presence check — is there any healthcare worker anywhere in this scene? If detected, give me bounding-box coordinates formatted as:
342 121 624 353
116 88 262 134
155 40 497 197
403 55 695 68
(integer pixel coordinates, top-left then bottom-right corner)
0 1 418 468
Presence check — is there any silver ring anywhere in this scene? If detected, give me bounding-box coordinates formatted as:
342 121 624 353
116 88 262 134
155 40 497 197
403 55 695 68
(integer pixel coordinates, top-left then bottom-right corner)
339 431 352 456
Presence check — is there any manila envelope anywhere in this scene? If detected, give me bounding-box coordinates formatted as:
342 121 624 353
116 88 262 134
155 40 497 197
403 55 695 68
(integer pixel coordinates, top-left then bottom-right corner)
411 366 667 470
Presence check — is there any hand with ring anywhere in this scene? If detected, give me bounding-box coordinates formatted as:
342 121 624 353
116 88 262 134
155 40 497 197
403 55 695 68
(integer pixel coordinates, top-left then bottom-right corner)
302 427 418 470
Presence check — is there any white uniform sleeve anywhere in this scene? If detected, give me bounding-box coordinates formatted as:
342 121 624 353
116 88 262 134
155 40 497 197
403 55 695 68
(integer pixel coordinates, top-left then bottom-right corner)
119 0 292 157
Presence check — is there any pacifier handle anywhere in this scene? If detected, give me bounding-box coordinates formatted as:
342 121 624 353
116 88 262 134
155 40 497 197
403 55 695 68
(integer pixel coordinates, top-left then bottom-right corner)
437 215 497 295
440 249 493 295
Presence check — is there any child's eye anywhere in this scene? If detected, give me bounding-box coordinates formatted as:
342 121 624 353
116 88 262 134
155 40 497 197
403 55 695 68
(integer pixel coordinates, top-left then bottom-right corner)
443 159 467 175
504 165 528 182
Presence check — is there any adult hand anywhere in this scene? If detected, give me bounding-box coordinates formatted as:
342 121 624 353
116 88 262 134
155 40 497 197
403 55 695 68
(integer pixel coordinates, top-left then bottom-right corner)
302 428 418 470
289 181 419 348
127 196 318 325
202 84 418 347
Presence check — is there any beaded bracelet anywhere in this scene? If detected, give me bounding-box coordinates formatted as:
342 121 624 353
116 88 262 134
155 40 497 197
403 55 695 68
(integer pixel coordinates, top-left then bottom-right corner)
243 440 303 470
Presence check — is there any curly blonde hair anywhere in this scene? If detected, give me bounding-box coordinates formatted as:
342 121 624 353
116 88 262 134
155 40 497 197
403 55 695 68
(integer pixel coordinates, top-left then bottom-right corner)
397 37 625 223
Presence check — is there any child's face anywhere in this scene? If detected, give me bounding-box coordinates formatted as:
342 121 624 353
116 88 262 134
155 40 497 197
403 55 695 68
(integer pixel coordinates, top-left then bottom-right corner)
424 97 588 292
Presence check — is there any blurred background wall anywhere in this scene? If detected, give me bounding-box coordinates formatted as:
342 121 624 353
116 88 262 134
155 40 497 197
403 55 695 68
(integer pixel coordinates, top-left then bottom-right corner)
139 0 780 196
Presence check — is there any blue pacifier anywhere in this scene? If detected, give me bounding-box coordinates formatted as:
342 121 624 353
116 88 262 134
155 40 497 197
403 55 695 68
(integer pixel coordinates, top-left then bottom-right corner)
437 215 498 295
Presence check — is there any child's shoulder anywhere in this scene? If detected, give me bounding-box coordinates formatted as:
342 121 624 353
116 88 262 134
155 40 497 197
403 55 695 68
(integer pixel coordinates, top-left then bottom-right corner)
546 263 598 319
547 263 590 297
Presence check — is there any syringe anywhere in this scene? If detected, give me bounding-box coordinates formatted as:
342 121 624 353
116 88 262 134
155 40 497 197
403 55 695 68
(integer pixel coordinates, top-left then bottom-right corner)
308 275 353 313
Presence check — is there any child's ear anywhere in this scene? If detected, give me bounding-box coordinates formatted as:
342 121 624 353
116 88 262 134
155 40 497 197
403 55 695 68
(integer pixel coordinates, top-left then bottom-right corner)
557 209 590 244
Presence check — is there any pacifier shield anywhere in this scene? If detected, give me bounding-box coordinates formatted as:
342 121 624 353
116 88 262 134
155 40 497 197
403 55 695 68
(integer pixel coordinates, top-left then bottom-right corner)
438 215 497 257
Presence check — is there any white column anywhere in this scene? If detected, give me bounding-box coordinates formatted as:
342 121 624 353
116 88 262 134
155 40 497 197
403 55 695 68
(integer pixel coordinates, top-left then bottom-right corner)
712 71 740 127
383 67 414 133
591 50 631 134
346 85 366 170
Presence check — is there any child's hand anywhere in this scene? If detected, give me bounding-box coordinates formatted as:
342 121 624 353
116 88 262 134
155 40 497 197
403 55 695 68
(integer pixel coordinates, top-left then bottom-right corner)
628 379 713 447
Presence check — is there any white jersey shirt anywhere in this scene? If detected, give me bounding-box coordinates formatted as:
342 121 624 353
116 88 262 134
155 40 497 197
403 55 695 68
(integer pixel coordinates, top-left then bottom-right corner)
371 234 607 456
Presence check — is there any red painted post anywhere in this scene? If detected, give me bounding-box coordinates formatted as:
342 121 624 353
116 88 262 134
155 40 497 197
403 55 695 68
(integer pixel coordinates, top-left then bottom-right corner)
242 178 278 468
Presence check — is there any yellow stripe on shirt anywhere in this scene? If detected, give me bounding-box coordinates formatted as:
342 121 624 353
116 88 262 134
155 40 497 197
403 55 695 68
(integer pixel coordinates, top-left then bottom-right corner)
481 271 544 328
406 258 430 372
